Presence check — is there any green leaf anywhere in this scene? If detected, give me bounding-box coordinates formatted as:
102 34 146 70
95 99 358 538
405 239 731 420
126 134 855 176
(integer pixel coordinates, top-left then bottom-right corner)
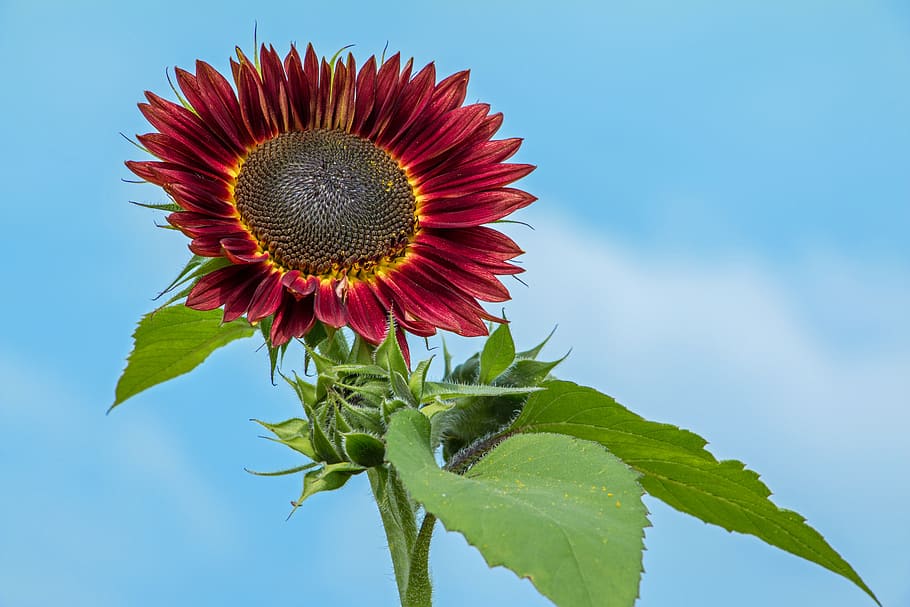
387 410 648 607
111 305 255 410
420 381 543 403
510 380 879 604
479 322 515 383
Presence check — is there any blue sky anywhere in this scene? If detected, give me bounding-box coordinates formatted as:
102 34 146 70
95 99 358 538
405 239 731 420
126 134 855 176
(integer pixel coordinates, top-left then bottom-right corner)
1 1 908 606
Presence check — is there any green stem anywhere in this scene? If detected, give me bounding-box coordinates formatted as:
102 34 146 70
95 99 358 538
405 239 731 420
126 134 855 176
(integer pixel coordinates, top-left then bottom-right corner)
368 466 421 606
403 513 436 607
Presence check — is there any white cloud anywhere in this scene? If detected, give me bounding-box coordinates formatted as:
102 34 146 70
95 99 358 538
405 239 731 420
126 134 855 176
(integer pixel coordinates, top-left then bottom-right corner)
482 209 910 456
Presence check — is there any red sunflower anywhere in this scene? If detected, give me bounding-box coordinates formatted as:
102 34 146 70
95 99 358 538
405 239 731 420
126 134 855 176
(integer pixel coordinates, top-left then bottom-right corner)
127 44 534 347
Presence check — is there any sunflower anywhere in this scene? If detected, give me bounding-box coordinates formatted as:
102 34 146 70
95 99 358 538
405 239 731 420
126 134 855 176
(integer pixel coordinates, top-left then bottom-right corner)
127 44 534 347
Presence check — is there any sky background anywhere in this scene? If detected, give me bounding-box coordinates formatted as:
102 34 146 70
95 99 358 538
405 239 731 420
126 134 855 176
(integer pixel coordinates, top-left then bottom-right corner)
1 1 908 606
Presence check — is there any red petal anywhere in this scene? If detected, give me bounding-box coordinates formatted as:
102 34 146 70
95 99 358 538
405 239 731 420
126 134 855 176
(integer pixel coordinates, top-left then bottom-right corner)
235 60 276 142
331 54 357 132
260 45 292 132
346 282 388 344
302 44 320 129
398 103 489 168
379 62 436 149
166 211 238 235
419 188 536 228
281 270 319 297
175 66 248 156
140 92 238 168
284 45 312 130
417 138 523 182
270 292 316 346
221 237 268 263
167 180 236 217
418 163 535 198
136 133 226 178
247 270 284 322
351 56 378 135
363 53 402 139
408 247 511 302
186 264 267 310
314 278 348 327
316 58 332 128
222 269 264 322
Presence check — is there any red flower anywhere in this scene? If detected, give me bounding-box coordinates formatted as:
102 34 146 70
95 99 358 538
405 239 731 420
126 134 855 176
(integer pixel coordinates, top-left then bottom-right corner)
128 44 534 347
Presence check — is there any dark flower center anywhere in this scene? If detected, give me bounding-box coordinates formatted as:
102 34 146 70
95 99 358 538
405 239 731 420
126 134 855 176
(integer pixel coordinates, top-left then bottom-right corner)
234 129 417 274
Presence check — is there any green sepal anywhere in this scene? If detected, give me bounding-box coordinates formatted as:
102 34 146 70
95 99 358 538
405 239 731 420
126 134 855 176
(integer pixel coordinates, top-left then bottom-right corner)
391 371 418 407
282 371 317 408
479 322 515 383
327 364 389 377
343 432 386 467
320 328 350 362
303 343 341 377
252 418 317 459
375 317 409 378
310 407 343 464
409 357 433 402
290 461 364 514
259 316 290 384
420 381 543 403
303 322 329 348
493 355 567 388
156 256 233 309
441 337 453 380
382 398 409 424
339 401 384 435
244 462 319 477
421 400 453 420
515 326 556 360
450 352 480 383
335 379 391 401
348 334 375 365
129 200 181 212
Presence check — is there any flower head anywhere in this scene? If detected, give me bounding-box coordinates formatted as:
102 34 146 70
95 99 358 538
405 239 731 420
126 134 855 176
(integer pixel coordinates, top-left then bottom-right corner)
128 44 534 346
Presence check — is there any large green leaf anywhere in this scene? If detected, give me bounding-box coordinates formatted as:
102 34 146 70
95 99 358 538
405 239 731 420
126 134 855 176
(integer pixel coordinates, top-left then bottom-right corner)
511 380 879 604
111 305 255 410
386 410 647 607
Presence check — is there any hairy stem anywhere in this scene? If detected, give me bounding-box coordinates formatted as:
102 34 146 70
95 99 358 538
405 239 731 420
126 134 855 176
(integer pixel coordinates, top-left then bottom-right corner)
404 513 436 607
445 430 516 474
368 466 419 605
